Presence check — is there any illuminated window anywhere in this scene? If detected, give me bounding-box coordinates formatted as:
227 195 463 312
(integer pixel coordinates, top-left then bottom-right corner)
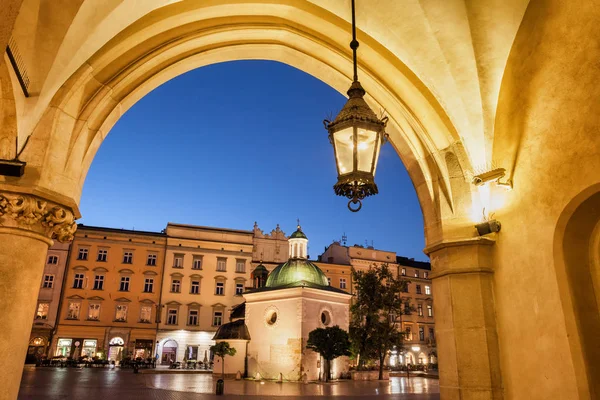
419 326 425 341
119 276 130 291
42 275 54 288
167 309 178 325
140 306 152 323
424 272 429 279
122 251 133 264
73 273 84 289
414 270 419 278
56 339 72 357
36 303 49 319
97 249 107 262
418 304 423 316
93 275 104 290
115 305 128 322
425 285 431 295
190 280 200 294
88 304 100 320
67 302 80 319
427 305 433 317
82 339 97 357
47 255 59 264
401 268 406 276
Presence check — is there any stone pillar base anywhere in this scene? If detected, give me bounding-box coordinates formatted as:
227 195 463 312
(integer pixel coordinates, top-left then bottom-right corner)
426 238 503 400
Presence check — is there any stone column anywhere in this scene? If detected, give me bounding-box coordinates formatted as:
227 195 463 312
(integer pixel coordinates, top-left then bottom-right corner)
0 191 76 400
426 237 503 400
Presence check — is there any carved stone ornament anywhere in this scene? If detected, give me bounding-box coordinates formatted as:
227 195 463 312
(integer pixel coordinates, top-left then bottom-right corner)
0 192 77 242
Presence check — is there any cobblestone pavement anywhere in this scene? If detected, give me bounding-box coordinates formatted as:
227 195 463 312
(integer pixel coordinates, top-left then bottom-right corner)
19 368 440 399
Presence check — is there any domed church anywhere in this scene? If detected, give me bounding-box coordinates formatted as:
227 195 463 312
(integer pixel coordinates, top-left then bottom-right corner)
212 225 351 381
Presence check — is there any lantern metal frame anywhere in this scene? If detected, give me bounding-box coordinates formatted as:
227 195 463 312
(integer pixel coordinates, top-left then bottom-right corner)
324 0 388 212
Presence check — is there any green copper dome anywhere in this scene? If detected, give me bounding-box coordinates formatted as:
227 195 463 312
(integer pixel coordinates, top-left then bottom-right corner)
265 259 329 288
290 226 308 239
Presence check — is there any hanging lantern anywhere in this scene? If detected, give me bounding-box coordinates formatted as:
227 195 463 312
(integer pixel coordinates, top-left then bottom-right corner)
324 0 388 212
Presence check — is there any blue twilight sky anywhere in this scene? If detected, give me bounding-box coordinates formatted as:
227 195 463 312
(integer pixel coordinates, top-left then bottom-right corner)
79 61 427 261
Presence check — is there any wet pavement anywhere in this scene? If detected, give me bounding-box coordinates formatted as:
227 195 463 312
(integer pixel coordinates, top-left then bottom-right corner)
19 368 440 399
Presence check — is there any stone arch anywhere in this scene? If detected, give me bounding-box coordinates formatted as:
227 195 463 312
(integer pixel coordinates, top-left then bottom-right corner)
553 184 600 399
8 1 479 248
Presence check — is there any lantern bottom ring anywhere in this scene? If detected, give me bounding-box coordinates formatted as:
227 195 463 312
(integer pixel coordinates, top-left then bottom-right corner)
348 199 362 212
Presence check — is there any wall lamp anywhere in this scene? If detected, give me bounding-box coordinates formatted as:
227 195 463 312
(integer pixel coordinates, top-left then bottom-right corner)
472 167 512 190
0 159 26 177
475 219 501 236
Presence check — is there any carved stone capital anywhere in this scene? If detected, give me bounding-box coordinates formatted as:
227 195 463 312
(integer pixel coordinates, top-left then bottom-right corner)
0 191 77 242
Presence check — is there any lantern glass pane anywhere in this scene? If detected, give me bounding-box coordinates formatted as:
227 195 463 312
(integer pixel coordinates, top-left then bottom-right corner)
372 133 382 176
333 127 354 175
357 128 377 173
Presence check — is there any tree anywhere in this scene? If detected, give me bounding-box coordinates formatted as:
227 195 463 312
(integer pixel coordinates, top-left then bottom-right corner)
210 341 237 378
306 325 351 382
349 263 411 379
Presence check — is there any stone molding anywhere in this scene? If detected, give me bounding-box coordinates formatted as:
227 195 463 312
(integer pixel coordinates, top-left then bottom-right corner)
0 191 77 242
423 236 496 255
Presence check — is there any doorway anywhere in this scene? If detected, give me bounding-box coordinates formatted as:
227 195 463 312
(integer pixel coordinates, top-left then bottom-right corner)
161 340 178 365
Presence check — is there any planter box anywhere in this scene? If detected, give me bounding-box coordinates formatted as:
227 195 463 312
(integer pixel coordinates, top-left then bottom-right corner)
350 370 389 380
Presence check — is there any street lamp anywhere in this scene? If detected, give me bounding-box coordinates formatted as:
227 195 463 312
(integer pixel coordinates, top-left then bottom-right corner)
324 0 388 212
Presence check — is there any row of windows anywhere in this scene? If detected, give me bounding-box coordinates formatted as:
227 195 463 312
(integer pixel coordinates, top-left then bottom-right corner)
400 303 434 317
38 300 226 328
72 273 155 293
391 302 434 321
401 268 429 279
68 273 245 296
400 283 431 295
62 301 153 323
76 248 158 266
166 308 223 327
324 276 430 295
170 279 244 296
172 255 247 273
405 326 435 342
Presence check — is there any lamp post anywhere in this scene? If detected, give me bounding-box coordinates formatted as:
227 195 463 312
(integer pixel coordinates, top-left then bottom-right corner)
324 0 388 212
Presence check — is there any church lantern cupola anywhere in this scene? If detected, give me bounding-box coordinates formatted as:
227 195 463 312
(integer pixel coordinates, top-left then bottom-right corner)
289 223 308 259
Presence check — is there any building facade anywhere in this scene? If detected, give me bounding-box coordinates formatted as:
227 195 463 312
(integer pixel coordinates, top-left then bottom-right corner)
34 223 433 369
26 242 71 363
319 242 436 366
155 223 254 365
51 226 167 362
